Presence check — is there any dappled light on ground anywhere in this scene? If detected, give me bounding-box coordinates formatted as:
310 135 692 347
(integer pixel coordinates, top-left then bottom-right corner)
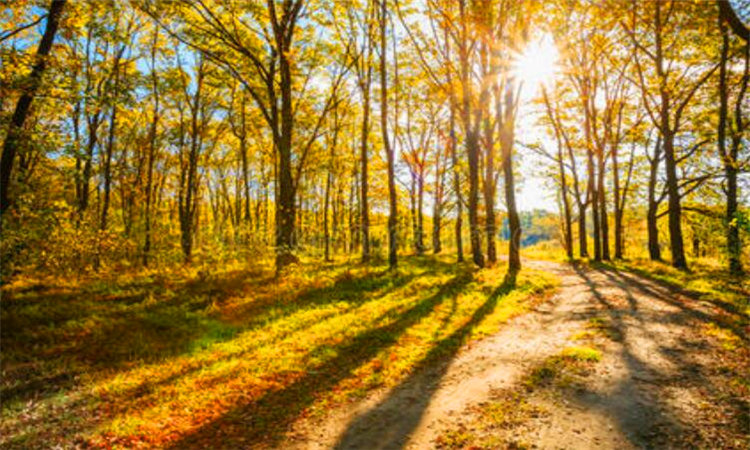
430 261 748 450
1 256 554 449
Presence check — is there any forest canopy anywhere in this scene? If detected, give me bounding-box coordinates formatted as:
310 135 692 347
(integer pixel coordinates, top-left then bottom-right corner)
1 0 748 276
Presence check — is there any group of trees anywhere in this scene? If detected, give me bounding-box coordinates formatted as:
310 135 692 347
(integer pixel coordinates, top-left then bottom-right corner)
1 0 747 277
533 0 748 274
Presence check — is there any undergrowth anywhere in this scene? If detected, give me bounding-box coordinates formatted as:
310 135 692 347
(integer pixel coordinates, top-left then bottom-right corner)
0 255 556 450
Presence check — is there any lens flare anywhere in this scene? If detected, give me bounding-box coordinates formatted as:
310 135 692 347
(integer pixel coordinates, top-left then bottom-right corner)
513 34 559 97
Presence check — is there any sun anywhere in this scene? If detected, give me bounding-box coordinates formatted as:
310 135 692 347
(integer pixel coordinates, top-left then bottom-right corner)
513 34 559 98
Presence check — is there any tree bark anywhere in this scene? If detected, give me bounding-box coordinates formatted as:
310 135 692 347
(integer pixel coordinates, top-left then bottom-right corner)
380 0 398 268
0 0 66 216
647 136 663 261
500 80 521 274
597 146 610 260
446 35 463 262
458 0 484 268
483 43 497 265
720 17 748 274
100 45 125 232
358 21 373 262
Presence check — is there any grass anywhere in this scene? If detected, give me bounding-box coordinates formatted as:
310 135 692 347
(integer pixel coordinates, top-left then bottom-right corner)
523 241 570 262
526 241 748 347
572 317 622 342
596 257 747 308
0 255 556 450
591 257 749 352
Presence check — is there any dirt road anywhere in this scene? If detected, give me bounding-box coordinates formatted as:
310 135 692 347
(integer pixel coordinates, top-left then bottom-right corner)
282 260 748 450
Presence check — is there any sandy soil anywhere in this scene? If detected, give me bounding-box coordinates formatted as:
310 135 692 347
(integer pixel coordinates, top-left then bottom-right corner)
279 260 748 450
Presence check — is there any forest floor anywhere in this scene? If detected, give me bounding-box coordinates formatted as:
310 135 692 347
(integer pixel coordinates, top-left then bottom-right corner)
1 255 554 449
1 256 747 449
285 259 749 450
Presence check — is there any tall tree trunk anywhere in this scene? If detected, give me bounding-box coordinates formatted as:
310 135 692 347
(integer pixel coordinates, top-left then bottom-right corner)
647 136 663 261
416 171 425 254
483 44 497 265
597 147 610 260
432 146 445 254
500 80 521 274
100 48 124 232
720 17 748 275
588 148 601 260
543 87 573 259
324 170 332 262
379 0 397 268
458 0 484 267
143 39 159 267
729 42 748 273
79 116 100 214
445 25 463 263
557 142 573 260
0 0 66 216
662 131 686 269
275 34 297 270
358 22 373 263
652 1 686 270
612 143 623 259
100 101 117 232
323 113 339 262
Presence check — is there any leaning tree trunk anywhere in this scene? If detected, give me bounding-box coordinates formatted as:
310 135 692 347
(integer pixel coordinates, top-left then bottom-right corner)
0 0 66 216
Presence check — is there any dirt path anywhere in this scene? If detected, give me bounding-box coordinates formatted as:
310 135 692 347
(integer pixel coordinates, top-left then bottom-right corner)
281 260 748 450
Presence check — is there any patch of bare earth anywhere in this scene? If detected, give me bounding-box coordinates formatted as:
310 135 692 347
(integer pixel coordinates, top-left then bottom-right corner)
280 261 749 450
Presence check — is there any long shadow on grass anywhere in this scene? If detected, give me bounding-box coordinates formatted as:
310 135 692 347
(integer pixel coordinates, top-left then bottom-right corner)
594 262 748 329
161 270 474 450
332 274 519 450
0 264 422 410
597 265 748 344
69 269 425 421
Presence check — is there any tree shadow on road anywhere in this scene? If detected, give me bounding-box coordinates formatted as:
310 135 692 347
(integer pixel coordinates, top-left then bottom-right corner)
161 270 476 450
332 274 520 450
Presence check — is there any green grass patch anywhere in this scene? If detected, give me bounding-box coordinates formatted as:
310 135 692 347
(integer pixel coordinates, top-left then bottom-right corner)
571 317 621 342
524 345 602 390
1 255 556 450
561 346 602 362
523 241 570 262
605 258 748 317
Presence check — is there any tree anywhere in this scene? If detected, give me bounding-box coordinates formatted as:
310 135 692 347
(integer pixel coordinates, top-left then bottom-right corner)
623 0 719 269
1 0 66 217
718 8 749 274
379 0 398 268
